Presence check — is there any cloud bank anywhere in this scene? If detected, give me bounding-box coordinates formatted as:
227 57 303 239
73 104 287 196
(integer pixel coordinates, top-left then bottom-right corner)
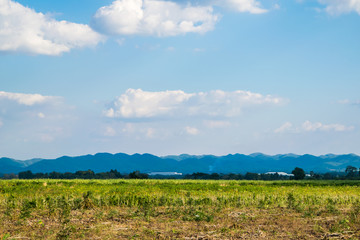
339 99 360 106
0 0 268 55
0 91 74 146
105 88 283 119
319 0 360 15
5 0 360 56
274 121 354 133
0 91 61 106
302 120 354 132
0 91 65 122
0 0 104 55
91 0 219 37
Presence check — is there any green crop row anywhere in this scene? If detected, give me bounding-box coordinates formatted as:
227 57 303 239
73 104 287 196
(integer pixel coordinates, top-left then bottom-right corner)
1 179 360 216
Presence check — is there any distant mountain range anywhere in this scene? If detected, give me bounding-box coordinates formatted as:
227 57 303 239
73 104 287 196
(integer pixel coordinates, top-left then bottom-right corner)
1 153 360 175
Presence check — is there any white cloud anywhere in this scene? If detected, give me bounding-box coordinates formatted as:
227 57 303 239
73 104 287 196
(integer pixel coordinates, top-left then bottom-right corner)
274 122 292 133
0 0 104 55
105 89 194 118
274 121 354 133
91 0 219 37
338 99 360 106
215 0 268 14
302 120 354 132
184 126 199 135
0 91 60 106
318 0 360 15
105 88 283 119
0 119 3 128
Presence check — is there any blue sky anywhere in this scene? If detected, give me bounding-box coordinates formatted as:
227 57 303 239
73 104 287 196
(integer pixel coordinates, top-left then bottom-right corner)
0 0 359 159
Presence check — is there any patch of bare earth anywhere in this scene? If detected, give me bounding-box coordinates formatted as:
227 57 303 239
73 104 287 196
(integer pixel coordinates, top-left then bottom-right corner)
1 207 359 239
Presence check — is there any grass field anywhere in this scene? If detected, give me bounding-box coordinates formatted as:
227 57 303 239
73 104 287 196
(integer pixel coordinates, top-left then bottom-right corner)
1 179 360 239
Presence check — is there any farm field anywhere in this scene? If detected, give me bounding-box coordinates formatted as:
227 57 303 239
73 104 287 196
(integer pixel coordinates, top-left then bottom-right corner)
1 180 360 239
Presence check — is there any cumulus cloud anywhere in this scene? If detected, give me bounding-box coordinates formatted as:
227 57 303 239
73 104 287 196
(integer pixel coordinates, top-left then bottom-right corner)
105 88 283 119
0 0 104 55
318 0 360 15
215 0 268 14
302 120 354 132
0 91 60 106
91 0 219 37
104 89 193 118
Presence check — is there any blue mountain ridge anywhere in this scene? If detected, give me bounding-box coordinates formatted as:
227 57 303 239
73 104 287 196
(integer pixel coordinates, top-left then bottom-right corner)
1 153 359 174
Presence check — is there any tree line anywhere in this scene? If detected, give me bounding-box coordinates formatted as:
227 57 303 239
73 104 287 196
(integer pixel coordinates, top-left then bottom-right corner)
184 166 360 180
5 170 149 180
1 165 360 180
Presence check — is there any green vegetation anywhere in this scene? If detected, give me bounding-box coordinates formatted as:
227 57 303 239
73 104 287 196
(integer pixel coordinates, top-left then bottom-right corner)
7 165 360 181
1 179 360 239
292 167 306 180
15 170 148 180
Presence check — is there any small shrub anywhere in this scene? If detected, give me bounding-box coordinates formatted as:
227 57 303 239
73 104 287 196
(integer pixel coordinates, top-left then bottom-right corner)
326 198 339 214
4 195 16 216
20 199 36 219
82 191 94 209
57 196 71 222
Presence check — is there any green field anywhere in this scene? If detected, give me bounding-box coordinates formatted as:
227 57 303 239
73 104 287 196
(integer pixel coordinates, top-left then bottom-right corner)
1 180 360 239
